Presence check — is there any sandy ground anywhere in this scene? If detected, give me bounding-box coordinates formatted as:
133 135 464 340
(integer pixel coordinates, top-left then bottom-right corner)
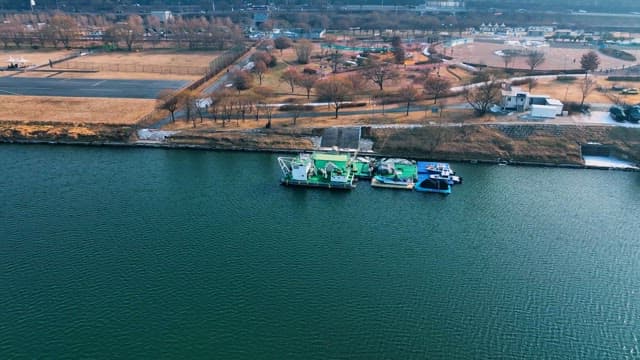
0 96 155 124
451 42 640 71
528 76 640 104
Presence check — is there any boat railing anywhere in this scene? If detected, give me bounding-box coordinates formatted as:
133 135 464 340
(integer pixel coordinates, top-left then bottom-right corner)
277 156 294 176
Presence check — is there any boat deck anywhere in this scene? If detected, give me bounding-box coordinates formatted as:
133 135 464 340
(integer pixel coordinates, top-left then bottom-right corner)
417 161 452 174
353 161 374 179
393 163 418 180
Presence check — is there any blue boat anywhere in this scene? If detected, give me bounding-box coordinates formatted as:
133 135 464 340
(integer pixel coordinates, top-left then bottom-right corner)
415 173 452 194
417 161 462 185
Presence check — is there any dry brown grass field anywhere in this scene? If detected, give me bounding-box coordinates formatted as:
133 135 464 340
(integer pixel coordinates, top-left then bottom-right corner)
1 96 155 124
65 50 221 67
53 71 201 81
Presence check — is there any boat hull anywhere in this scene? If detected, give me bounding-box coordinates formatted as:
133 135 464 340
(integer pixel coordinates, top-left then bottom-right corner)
281 178 356 190
415 175 452 194
370 177 414 190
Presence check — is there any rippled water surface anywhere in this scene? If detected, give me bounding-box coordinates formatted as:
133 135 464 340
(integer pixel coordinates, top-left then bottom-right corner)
1 144 639 359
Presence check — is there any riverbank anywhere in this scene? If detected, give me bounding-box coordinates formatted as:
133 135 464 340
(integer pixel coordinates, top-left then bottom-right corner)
1 121 638 171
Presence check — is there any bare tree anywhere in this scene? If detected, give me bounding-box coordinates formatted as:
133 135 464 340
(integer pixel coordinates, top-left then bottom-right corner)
218 91 236 127
208 93 221 123
235 94 254 124
252 51 275 68
361 61 399 91
424 75 451 104
181 90 199 125
274 37 292 55
346 73 369 95
289 99 306 126
264 105 275 128
526 50 545 73
157 89 181 122
296 73 319 99
315 77 353 118
49 13 78 48
230 70 254 93
398 85 419 116
0 23 13 48
579 76 596 108
253 60 268 85
123 15 144 51
280 67 300 93
391 36 405 64
328 50 344 73
502 54 514 70
252 86 275 122
195 97 209 124
464 80 502 116
295 39 313 64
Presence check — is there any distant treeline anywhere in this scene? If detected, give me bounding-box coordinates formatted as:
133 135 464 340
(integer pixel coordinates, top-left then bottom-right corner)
1 0 638 12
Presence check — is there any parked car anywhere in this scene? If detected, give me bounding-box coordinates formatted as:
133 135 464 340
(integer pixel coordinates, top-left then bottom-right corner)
622 88 639 95
625 105 640 123
609 106 626 122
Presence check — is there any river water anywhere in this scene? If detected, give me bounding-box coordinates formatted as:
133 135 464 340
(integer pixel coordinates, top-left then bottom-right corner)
1 144 639 359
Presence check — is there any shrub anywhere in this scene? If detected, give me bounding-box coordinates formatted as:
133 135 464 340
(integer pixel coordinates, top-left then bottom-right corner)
607 76 640 82
278 104 314 111
556 75 577 82
563 101 591 114
340 102 367 109
511 78 531 86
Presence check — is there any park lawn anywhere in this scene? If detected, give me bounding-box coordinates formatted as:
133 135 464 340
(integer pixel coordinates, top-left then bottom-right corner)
0 95 156 124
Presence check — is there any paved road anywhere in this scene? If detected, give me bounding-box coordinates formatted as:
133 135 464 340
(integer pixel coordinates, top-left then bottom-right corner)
0 77 188 99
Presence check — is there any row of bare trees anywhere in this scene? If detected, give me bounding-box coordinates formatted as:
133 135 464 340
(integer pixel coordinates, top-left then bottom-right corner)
0 12 243 50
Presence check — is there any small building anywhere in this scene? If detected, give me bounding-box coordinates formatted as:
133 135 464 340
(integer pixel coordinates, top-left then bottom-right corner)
527 26 554 37
252 8 270 29
151 11 173 23
501 86 563 118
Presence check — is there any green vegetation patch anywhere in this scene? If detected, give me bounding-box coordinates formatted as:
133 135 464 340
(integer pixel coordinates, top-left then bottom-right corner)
606 76 640 82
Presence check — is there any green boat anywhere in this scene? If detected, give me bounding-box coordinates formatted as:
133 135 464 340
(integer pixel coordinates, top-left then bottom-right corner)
352 156 376 179
370 158 418 190
278 152 356 189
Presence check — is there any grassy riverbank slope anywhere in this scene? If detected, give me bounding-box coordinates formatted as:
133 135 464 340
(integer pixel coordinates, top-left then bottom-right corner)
367 125 640 165
1 121 638 167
